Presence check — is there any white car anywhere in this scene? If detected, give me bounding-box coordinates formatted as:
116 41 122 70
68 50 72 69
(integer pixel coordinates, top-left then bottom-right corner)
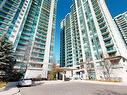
18 79 32 87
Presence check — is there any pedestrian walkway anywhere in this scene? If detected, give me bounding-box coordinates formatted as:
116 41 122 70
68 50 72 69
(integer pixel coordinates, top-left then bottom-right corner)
0 82 21 95
70 80 127 86
42 80 64 84
35 80 127 86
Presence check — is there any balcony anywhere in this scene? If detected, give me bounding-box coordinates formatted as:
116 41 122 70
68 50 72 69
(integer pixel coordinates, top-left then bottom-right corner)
95 10 101 16
3 5 16 13
24 28 31 31
0 15 12 21
102 31 109 36
18 42 27 46
100 25 107 30
3 18 11 23
33 45 45 50
105 42 114 47
9 0 20 4
20 36 30 41
94 5 100 11
22 32 31 36
16 53 24 56
106 45 116 53
0 27 7 31
31 56 44 59
67 55 72 59
37 27 47 32
96 13 103 20
4 4 16 11
27 18 34 23
0 21 9 26
16 47 26 51
25 23 32 28
35 37 46 42
0 24 8 29
2 9 13 17
107 49 117 54
66 62 73 66
103 36 111 41
34 43 45 47
0 11 11 19
93 3 98 8
99 20 105 26
97 16 104 22
32 50 45 54
34 41 46 45
36 32 46 38
2 10 14 17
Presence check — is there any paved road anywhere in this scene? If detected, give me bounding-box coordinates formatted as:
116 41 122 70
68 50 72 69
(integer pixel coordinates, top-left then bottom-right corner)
20 81 127 95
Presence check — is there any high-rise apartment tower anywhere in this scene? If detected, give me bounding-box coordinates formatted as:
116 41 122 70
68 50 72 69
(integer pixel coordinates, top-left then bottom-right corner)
60 0 127 82
114 12 127 46
0 0 57 78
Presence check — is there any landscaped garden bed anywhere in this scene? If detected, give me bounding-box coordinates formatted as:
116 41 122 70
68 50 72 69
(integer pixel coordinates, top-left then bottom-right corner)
0 82 6 88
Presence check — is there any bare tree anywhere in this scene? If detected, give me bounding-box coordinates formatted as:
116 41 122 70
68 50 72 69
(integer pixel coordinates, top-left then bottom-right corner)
48 64 60 80
20 40 32 73
102 59 113 80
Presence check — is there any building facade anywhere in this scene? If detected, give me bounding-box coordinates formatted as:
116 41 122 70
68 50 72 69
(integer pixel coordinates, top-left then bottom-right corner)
114 12 127 46
0 0 57 78
60 0 127 82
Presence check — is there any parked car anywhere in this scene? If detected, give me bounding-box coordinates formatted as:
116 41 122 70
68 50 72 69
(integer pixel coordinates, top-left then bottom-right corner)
65 78 71 81
18 79 32 87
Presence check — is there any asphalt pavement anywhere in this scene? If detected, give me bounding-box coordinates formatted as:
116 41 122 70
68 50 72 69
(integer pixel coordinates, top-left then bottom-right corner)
20 81 127 95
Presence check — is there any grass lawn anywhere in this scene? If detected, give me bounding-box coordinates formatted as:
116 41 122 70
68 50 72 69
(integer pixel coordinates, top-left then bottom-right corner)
0 82 6 88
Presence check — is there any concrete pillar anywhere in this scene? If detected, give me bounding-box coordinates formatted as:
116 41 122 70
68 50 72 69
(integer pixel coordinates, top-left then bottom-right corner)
71 70 74 80
62 71 65 81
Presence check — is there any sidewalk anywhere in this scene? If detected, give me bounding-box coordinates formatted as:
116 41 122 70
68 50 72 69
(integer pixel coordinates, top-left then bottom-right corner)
35 80 64 85
70 80 127 86
33 80 127 86
0 82 21 95
0 86 5 92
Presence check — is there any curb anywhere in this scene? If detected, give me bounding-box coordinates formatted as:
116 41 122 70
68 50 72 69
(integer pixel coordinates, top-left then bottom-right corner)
34 80 127 86
0 82 21 95
0 86 5 91
12 89 20 95
0 87 21 95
